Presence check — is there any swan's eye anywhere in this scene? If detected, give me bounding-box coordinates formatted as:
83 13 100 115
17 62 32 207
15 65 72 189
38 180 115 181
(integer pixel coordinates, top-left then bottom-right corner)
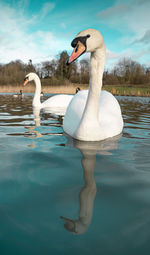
75 44 79 53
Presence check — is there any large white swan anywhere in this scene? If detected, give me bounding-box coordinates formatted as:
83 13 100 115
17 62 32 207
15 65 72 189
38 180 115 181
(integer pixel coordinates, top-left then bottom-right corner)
63 28 123 141
24 72 73 115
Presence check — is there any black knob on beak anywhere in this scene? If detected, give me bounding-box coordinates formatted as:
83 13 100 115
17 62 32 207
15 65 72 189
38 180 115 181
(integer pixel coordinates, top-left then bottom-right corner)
66 59 70 66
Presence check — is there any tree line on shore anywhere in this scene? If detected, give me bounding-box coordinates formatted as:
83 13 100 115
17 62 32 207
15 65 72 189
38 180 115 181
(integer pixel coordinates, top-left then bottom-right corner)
0 51 150 86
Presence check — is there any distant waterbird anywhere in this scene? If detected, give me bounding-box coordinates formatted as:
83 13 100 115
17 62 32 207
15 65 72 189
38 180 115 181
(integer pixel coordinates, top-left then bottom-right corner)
40 91 44 97
76 87 80 93
13 89 24 99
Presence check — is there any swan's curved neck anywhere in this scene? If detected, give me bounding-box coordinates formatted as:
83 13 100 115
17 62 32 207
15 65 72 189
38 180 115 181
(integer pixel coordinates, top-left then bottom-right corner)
77 150 96 230
88 47 105 117
32 76 42 107
75 46 106 140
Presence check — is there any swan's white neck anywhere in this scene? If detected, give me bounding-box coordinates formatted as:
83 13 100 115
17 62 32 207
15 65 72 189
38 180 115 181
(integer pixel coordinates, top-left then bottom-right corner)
32 75 42 107
75 46 106 141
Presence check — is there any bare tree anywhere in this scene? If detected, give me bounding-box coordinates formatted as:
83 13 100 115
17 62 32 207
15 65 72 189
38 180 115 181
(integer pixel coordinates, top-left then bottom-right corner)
0 56 149 86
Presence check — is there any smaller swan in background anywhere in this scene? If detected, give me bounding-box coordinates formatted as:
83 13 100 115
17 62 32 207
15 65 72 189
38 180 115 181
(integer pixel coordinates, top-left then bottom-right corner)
24 73 73 115
13 90 24 99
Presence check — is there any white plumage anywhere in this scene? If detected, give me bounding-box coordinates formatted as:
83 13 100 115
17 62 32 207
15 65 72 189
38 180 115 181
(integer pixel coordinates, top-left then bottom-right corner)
63 29 123 141
24 73 73 116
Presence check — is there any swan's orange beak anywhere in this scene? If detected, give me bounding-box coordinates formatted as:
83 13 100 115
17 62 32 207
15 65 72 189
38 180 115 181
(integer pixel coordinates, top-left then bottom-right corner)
24 77 29 86
67 41 86 64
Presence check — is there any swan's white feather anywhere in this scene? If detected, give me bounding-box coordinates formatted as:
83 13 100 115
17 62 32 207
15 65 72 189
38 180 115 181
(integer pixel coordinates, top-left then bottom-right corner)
42 94 73 108
41 94 73 115
63 90 123 141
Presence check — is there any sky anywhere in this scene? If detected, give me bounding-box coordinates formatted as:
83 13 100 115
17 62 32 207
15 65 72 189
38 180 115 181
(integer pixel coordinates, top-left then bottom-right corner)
0 0 150 69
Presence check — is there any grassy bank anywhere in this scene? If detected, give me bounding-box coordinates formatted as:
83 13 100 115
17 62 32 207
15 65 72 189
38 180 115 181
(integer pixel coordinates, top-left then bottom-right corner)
103 85 150 97
0 83 88 94
0 83 150 97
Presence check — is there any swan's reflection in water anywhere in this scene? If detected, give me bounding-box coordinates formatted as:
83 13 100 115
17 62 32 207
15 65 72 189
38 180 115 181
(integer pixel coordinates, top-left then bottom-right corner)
33 106 63 129
61 135 121 234
24 107 63 141
26 107 121 234
24 108 42 147
33 107 41 127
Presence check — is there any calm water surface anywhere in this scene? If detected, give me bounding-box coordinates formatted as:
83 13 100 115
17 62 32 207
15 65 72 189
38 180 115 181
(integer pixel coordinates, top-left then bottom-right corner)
0 93 150 255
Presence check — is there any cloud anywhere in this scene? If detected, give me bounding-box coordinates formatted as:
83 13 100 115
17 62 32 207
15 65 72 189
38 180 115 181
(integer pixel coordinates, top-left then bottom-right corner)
33 31 69 54
98 4 129 20
105 49 133 69
97 0 150 67
131 30 150 45
131 47 150 63
106 49 120 60
40 2 55 19
105 45 150 69
0 3 34 62
0 0 149 68
17 0 30 10
0 29 69 64
60 22 66 29
0 1 69 64
98 0 150 36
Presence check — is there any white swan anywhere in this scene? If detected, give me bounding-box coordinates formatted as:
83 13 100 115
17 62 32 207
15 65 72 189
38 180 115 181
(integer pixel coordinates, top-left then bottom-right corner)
63 28 123 141
24 72 73 115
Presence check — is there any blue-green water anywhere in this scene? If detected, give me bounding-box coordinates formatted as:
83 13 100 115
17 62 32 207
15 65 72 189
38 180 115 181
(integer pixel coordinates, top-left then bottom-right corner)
0 93 150 255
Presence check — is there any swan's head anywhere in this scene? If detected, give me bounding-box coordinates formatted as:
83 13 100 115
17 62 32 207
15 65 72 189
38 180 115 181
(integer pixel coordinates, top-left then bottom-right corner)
61 216 87 235
67 28 105 64
24 72 38 86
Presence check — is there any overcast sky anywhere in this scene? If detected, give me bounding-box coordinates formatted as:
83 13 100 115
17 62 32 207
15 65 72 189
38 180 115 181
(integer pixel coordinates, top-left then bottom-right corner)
0 0 150 68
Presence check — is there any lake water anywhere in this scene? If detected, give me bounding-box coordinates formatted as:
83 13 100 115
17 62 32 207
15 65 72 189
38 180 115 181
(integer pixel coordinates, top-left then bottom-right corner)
0 93 150 255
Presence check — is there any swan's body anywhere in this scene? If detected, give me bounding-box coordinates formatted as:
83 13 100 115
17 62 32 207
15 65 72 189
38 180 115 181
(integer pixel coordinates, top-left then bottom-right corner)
41 94 73 116
24 73 73 115
63 28 123 141
64 89 123 141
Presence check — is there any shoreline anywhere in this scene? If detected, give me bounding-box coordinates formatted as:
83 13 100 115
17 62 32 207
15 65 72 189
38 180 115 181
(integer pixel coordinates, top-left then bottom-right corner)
0 84 150 97
0 84 87 94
